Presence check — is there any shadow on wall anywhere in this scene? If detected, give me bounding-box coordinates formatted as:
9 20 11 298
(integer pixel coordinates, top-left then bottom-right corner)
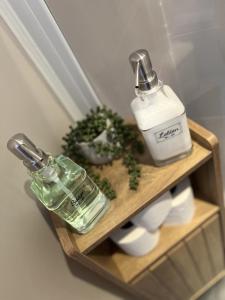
24 181 137 300
64 256 137 300
180 49 225 190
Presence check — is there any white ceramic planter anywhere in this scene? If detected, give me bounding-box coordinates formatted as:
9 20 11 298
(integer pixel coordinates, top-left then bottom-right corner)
110 223 160 256
132 191 172 231
164 178 195 225
78 129 112 165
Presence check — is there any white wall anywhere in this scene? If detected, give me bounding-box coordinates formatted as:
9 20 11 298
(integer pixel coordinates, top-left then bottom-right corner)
0 21 130 300
45 0 225 188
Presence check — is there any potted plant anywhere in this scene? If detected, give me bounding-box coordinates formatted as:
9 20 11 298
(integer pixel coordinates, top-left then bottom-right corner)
62 106 144 199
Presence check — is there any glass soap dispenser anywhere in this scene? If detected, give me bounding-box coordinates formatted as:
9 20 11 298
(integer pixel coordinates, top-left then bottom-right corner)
7 134 110 234
129 49 192 166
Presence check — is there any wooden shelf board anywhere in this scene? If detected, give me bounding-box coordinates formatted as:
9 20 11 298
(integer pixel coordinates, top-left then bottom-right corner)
66 140 211 254
88 199 219 283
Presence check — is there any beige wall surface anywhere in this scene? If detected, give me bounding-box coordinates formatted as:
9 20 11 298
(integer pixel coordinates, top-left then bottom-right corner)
45 0 179 117
0 21 130 300
45 0 225 188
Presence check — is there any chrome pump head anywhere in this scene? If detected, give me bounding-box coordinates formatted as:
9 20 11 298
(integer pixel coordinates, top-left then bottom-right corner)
7 133 49 171
129 49 159 92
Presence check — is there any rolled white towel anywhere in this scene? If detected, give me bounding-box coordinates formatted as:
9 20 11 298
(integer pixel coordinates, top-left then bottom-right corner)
164 178 195 226
110 222 160 256
132 191 172 231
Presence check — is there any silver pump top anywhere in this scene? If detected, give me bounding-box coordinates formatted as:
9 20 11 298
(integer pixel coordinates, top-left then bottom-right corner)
129 49 159 92
7 133 49 171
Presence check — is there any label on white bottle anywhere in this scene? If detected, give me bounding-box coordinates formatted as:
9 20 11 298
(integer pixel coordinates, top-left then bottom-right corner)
154 122 183 143
142 113 192 163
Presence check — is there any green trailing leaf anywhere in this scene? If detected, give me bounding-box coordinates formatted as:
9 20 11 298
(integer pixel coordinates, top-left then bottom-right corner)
62 106 144 199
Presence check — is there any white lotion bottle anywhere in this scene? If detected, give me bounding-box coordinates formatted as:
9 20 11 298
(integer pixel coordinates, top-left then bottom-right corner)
129 49 192 166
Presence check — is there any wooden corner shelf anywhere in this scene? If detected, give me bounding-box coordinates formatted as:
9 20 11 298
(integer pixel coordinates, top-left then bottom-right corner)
53 140 211 254
51 119 225 300
88 198 219 283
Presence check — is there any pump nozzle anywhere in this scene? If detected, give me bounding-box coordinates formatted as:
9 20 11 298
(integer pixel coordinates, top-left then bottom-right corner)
129 49 158 91
7 133 49 171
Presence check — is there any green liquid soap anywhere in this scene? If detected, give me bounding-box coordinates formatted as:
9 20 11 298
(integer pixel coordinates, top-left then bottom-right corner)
30 155 109 234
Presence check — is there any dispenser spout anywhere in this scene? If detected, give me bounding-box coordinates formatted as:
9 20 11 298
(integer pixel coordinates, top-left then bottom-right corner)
129 49 158 91
7 133 49 171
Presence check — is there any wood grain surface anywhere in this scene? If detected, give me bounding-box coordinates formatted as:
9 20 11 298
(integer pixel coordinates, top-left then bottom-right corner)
168 242 203 293
89 199 219 282
131 218 225 300
185 228 213 284
202 215 225 275
150 256 191 299
132 268 176 300
65 140 211 254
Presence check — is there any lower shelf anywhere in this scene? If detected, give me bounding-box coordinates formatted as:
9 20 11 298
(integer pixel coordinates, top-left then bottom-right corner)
191 270 225 300
132 214 225 300
88 199 219 283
